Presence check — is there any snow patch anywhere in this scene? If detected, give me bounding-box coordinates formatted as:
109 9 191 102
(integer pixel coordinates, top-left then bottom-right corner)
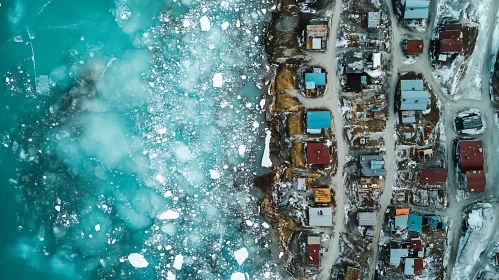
261 129 272 167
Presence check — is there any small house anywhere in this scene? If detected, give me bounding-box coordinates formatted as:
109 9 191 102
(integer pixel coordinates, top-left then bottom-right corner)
394 215 408 230
400 80 429 111
458 140 484 172
306 143 331 165
344 266 361 280
404 0 430 19
368 12 381 29
396 208 410 215
406 40 424 54
314 188 332 204
359 155 387 177
404 258 424 275
441 39 463 53
357 212 377 226
305 68 327 90
309 207 333 227
427 215 445 230
296 178 306 191
372 53 381 69
307 235 321 266
306 24 328 50
421 168 447 183
390 248 409 266
411 238 423 250
465 170 486 192
408 214 423 233
307 111 331 134
455 112 483 132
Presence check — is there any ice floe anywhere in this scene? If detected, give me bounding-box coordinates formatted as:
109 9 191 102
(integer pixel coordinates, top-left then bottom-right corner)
128 253 149 268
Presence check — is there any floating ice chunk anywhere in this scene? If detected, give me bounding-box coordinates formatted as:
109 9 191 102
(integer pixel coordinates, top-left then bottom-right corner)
161 224 176 235
174 142 194 161
238 145 246 156
157 128 167 134
209 170 221 179
234 248 249 265
128 253 149 268
262 222 270 229
165 245 172 250
159 210 180 220
261 129 272 167
156 174 165 184
164 190 172 197
231 272 245 280
167 271 176 280
55 206 61 212
200 16 211 31
221 22 230 30
213 73 223 88
95 224 100 231
173 254 183 270
5 77 9 83
183 20 191 27
279 252 284 258
245 220 253 226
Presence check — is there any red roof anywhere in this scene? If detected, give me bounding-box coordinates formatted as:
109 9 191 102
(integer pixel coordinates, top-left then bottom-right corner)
459 140 484 172
465 170 486 192
439 30 461 39
414 258 424 274
441 39 463 53
421 168 447 183
307 244 320 265
446 23 462 31
406 40 424 54
306 143 330 164
411 238 423 250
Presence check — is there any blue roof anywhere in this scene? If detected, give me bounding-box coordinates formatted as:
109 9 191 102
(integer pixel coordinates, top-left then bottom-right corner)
427 216 442 230
400 91 429 110
394 215 408 230
307 111 331 129
402 116 416 123
305 72 326 86
390 249 408 266
401 80 424 91
371 160 384 170
404 0 429 19
360 155 387 176
408 214 423 232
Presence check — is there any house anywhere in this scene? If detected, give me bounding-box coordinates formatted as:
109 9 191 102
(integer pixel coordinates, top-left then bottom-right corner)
296 178 306 191
427 215 446 230
408 214 423 233
400 80 429 111
455 112 483 132
404 0 430 19
305 68 326 90
344 266 361 280
306 143 331 165
357 212 377 226
390 248 409 266
405 258 424 275
421 168 447 183
372 53 381 69
306 24 328 50
458 140 484 172
441 39 463 53
309 207 333 226
401 111 417 123
368 12 381 29
411 238 423 250
307 111 331 134
465 170 486 192
315 188 332 204
307 235 321 266
346 52 365 73
406 40 424 54
394 215 408 230
359 155 387 177
396 208 410 215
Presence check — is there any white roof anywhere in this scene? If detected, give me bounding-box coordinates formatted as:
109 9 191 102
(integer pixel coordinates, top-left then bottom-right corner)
368 12 381 28
373 53 381 68
312 38 322 49
306 81 316 89
309 207 332 227
296 178 306 191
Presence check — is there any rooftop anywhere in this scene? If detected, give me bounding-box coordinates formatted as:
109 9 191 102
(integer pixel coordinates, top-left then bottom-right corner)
307 111 331 132
309 207 332 227
307 243 320 265
458 140 484 172
404 0 430 19
305 71 326 88
315 188 332 204
446 23 462 31
367 12 381 29
359 155 387 177
390 248 408 266
357 212 377 226
465 170 486 192
421 168 447 183
411 238 423 250
408 214 423 233
404 258 424 275
394 214 408 230
441 38 463 53
396 208 410 215
439 30 461 39
344 267 361 280
306 24 328 38
399 80 429 111
406 40 424 54
306 143 331 165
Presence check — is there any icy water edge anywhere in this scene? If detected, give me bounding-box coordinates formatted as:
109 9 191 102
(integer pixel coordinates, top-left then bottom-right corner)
0 0 286 279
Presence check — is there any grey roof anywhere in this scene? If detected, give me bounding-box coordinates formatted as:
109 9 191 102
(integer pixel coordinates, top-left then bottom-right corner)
404 258 415 275
394 215 408 230
358 212 377 226
308 236 321 244
400 91 429 111
390 249 408 266
402 116 416 124
404 0 430 19
345 52 364 73
456 114 483 131
368 12 381 28
309 207 333 227
360 155 387 177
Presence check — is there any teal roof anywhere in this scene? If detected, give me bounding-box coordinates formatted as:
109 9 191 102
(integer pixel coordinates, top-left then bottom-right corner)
400 91 429 110
408 214 423 232
405 0 430 19
401 80 423 91
307 111 331 129
305 72 326 86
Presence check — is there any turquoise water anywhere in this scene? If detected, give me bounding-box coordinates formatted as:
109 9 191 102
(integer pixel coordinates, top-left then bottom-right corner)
0 0 285 279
